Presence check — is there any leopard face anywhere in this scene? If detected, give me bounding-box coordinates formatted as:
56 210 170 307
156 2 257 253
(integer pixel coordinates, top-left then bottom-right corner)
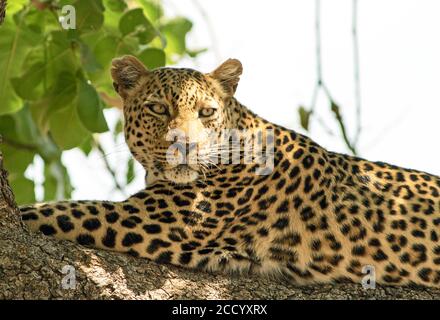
111 56 243 184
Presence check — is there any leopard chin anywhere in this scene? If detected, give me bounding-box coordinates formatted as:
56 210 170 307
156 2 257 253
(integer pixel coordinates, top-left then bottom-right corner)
163 165 199 184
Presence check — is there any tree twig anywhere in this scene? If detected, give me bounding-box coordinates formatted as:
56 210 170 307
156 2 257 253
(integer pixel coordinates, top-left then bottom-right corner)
94 139 127 197
2 137 38 152
315 0 323 86
309 0 323 115
99 91 123 109
330 100 357 155
302 0 359 156
352 0 362 146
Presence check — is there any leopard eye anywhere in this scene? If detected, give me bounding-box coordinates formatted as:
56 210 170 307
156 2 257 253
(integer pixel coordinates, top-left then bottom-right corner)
199 108 216 118
146 103 168 116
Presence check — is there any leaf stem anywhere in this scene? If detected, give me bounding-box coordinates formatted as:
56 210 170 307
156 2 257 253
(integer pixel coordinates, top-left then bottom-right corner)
94 139 127 197
1 137 38 152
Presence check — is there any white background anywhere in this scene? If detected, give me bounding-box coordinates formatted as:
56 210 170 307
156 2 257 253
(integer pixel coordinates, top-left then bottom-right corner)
30 0 440 201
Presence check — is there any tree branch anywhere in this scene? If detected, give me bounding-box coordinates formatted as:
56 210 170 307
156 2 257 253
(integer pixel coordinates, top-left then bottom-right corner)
0 0 6 25
352 0 362 146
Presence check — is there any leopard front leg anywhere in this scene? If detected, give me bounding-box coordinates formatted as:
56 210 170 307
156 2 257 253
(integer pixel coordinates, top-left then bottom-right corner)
18 191 262 274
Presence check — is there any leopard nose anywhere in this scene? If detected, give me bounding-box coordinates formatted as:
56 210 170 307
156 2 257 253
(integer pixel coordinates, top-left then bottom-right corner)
166 118 204 143
167 141 198 166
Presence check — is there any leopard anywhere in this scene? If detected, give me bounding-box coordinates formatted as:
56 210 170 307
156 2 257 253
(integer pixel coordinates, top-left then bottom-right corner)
18 55 440 287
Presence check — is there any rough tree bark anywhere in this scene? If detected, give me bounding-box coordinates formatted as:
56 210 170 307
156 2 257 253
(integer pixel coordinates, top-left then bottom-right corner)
1 151 440 299
0 0 6 26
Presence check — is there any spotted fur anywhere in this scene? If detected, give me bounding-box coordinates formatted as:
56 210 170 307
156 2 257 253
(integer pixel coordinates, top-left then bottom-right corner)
19 56 440 287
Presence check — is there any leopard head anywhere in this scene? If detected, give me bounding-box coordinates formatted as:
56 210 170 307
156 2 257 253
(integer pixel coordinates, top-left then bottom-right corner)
111 55 243 184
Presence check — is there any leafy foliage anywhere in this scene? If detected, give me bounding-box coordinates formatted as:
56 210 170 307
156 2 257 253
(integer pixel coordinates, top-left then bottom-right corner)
0 0 204 204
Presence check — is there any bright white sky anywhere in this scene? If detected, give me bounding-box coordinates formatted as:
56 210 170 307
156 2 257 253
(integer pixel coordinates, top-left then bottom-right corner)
30 0 440 201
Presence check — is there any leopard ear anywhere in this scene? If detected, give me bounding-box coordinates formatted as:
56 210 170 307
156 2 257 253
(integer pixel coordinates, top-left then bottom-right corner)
209 59 243 96
111 55 148 98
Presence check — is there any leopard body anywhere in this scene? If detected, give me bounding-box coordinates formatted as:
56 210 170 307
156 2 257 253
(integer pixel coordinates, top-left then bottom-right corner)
19 56 440 287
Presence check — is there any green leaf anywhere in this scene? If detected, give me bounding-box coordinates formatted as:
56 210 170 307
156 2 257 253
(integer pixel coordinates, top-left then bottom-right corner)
21 46 45 70
11 62 46 100
139 0 164 23
0 115 18 141
298 106 311 131
93 35 119 69
44 31 78 88
79 30 102 46
187 48 208 58
113 118 123 138
102 3 122 30
1 144 35 175
330 100 341 116
0 13 42 115
104 0 127 12
93 35 135 69
10 175 35 205
126 158 134 185
20 5 58 34
78 41 101 73
49 104 90 150
74 0 105 33
119 8 156 45
0 105 40 148
32 71 77 131
12 105 41 144
90 34 138 91
160 18 193 56
79 135 93 155
77 80 109 133
47 72 78 115
12 9 47 46
138 48 166 69
7 0 28 15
